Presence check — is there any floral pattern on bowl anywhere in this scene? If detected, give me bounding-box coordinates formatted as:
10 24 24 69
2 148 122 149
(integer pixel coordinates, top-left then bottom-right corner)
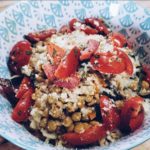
0 0 150 150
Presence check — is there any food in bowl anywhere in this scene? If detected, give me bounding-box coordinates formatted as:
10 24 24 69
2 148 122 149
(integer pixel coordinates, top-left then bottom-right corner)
1 18 150 148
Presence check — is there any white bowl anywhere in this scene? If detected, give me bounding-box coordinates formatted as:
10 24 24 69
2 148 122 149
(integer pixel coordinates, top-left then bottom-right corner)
0 1 150 150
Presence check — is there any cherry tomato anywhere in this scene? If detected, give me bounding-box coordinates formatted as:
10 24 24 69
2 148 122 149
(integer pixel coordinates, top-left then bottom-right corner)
8 40 32 74
84 18 110 35
110 32 127 48
142 65 150 83
80 39 99 61
25 29 57 43
120 96 144 133
90 52 126 74
59 25 71 34
100 95 120 130
62 125 106 146
69 18 98 35
54 74 80 89
16 77 32 99
69 18 78 31
47 42 66 65
55 47 80 79
12 88 33 122
43 63 57 81
118 50 133 75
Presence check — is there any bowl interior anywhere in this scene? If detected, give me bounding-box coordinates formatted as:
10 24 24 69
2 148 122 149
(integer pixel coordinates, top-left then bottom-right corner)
0 1 150 150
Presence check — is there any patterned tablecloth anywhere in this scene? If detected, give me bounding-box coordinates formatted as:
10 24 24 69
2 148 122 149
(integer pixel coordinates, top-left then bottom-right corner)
0 1 149 150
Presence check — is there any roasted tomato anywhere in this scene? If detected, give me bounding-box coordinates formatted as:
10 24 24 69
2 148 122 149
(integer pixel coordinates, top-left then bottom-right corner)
90 49 133 75
43 63 57 81
69 18 98 35
110 32 127 48
62 125 106 146
8 40 32 74
12 88 33 122
84 18 110 35
100 95 120 130
54 74 80 89
90 52 126 74
16 77 32 99
59 25 71 34
142 65 150 83
118 50 133 75
55 47 80 79
24 29 57 43
80 39 99 61
120 96 144 133
47 42 66 65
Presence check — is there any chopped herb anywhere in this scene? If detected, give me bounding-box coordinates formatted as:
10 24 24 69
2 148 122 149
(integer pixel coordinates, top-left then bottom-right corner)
81 72 87 79
26 50 32 55
94 54 100 59
52 48 57 57
17 110 22 116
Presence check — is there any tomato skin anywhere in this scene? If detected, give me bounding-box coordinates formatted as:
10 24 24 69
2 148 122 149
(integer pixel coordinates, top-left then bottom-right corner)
82 26 98 35
12 88 33 122
55 47 80 79
120 96 144 133
142 65 150 83
69 18 78 31
69 18 98 35
8 40 32 74
80 39 99 61
118 50 133 76
59 25 71 34
16 77 32 99
62 125 106 146
47 43 66 65
54 74 80 89
43 63 57 81
25 29 57 43
90 52 126 74
100 95 120 130
110 32 127 48
85 18 110 35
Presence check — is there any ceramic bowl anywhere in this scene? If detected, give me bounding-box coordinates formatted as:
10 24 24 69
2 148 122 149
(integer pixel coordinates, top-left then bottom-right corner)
0 1 150 150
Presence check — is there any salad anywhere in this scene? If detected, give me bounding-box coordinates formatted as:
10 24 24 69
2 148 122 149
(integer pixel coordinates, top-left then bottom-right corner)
0 18 150 148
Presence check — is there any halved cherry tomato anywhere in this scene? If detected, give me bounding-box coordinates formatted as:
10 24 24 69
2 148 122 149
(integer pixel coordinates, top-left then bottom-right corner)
142 65 150 83
54 74 80 89
47 42 66 65
62 125 106 146
59 25 71 34
69 18 98 35
120 96 144 133
118 50 133 75
85 18 110 35
100 95 120 130
80 39 99 61
110 32 127 48
8 40 32 74
25 29 57 43
12 88 33 122
69 18 78 31
16 77 32 99
90 52 126 74
55 47 80 79
43 63 57 81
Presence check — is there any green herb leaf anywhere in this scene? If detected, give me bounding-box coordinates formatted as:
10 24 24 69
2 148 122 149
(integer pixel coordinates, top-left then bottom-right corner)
26 50 32 55
81 72 87 79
